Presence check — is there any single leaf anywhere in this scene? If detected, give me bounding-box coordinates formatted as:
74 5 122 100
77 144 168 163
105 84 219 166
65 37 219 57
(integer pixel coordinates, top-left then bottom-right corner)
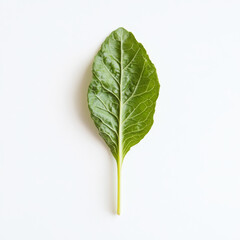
87 27 160 215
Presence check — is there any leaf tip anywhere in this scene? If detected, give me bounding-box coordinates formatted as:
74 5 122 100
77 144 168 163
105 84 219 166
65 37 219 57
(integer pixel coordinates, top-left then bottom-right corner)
114 27 128 35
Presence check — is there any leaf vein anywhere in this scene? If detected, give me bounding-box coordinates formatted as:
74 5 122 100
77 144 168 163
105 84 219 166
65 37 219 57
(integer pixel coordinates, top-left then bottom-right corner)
96 106 118 120
99 130 118 150
93 73 120 101
123 61 146 105
92 113 119 137
95 95 118 119
102 61 120 86
123 47 140 70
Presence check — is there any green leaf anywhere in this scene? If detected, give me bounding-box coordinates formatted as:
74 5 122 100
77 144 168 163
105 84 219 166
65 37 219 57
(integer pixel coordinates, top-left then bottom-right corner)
87 27 160 215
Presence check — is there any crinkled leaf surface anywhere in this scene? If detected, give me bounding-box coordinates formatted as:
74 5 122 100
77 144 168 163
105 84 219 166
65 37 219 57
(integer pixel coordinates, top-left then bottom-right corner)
88 27 160 163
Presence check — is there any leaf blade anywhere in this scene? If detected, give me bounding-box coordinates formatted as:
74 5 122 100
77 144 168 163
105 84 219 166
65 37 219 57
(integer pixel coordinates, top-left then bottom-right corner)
88 27 160 161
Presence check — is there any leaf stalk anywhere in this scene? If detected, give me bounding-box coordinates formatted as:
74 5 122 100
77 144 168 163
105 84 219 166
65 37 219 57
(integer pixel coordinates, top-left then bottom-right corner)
117 161 121 215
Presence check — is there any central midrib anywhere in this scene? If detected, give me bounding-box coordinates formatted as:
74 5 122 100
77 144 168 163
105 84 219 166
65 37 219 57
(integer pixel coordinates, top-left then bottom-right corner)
118 35 123 164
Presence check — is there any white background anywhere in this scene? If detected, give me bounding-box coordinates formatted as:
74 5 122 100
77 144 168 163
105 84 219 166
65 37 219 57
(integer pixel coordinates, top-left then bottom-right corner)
0 0 240 239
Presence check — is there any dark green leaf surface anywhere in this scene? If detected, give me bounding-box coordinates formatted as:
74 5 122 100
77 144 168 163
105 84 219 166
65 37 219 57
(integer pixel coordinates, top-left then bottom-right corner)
88 27 160 163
